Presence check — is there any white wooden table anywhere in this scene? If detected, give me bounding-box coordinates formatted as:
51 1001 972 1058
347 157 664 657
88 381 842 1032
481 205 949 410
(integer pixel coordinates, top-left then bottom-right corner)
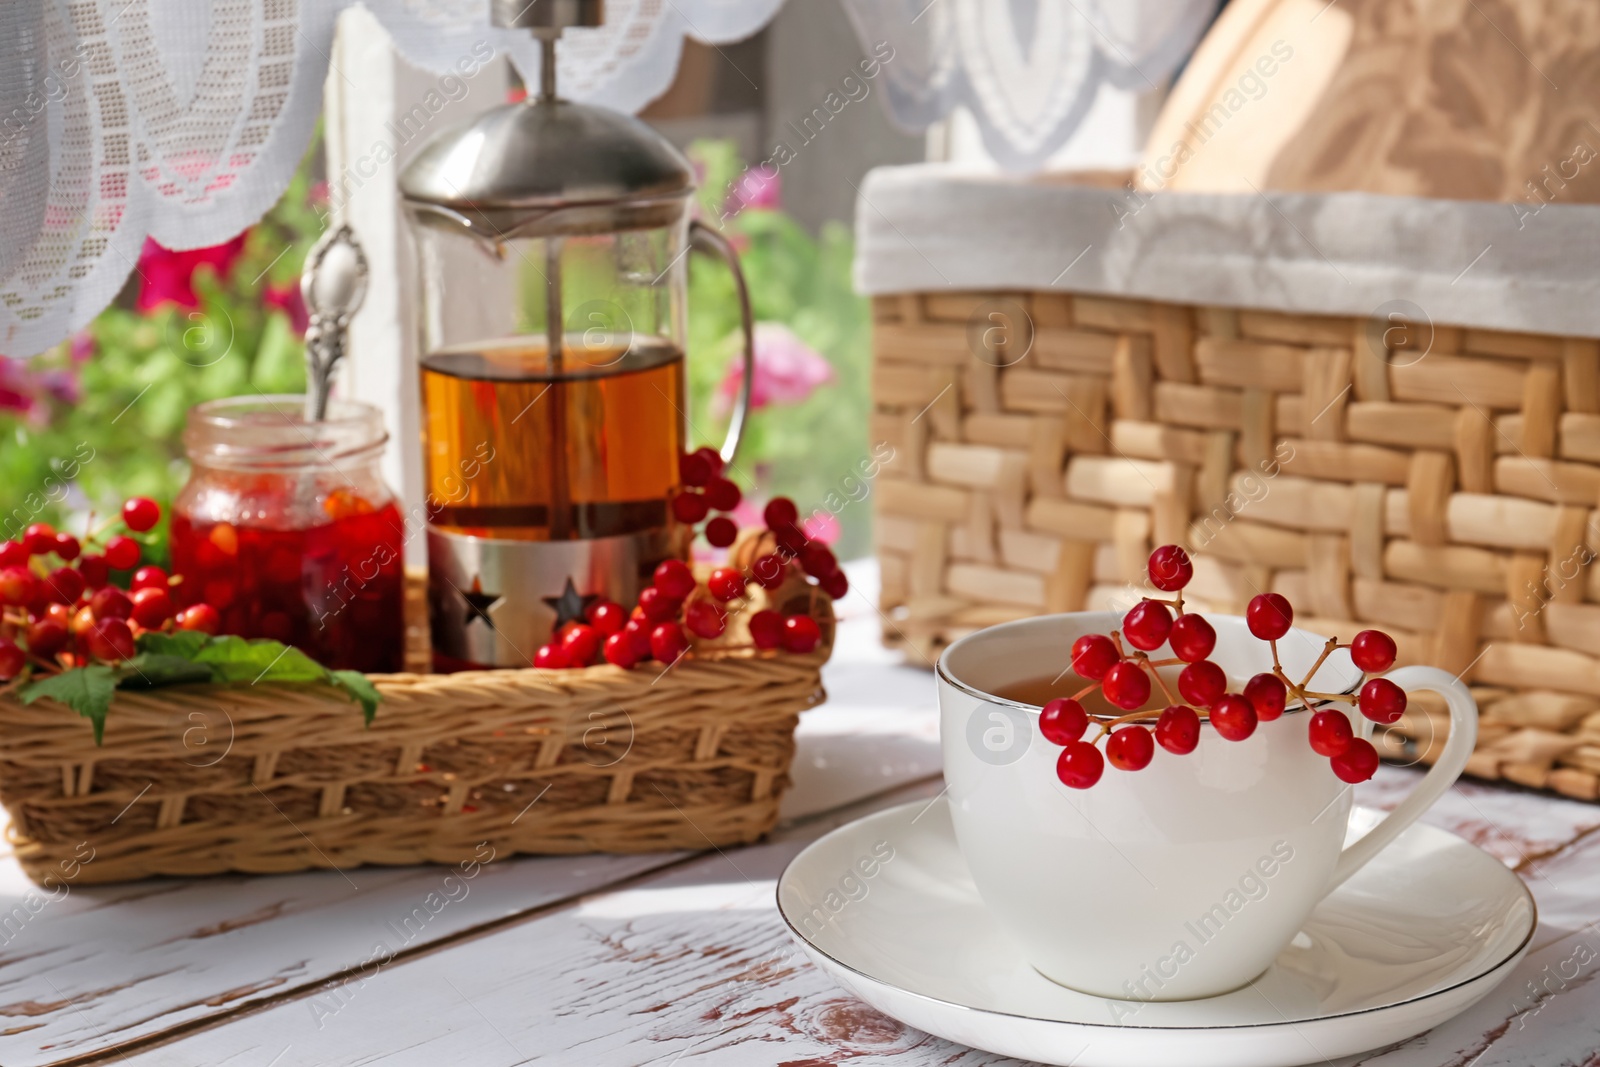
6 565 1600 1067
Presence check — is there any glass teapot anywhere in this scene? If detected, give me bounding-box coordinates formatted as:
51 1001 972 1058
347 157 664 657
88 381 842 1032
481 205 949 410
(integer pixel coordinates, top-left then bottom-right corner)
398 0 753 670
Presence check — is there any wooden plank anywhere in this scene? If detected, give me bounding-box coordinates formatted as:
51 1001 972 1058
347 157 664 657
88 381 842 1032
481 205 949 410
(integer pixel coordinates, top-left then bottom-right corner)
120 765 1600 1067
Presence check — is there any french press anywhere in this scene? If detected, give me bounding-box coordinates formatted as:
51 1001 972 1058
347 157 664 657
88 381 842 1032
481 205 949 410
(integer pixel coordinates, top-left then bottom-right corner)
398 0 754 670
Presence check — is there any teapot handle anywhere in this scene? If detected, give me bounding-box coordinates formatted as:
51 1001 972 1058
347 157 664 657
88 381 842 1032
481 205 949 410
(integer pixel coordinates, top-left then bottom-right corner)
689 220 755 466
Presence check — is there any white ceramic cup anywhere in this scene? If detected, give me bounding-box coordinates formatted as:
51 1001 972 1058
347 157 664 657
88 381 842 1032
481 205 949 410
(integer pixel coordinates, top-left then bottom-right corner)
937 611 1477 1003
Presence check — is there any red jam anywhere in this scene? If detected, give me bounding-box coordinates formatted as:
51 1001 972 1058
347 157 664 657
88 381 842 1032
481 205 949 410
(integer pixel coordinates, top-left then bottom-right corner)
170 493 406 673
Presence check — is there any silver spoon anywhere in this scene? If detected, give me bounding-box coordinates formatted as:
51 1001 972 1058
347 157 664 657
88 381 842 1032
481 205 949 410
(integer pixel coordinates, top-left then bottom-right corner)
301 224 370 422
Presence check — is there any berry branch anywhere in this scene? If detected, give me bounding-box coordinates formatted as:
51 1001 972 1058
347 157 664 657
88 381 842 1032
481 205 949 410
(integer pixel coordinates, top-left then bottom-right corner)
530 448 842 671
1038 545 1403 789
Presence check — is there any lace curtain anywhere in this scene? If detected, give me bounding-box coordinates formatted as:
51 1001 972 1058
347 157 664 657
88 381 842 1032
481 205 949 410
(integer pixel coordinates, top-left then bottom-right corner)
841 0 1219 170
0 0 783 358
0 0 1216 357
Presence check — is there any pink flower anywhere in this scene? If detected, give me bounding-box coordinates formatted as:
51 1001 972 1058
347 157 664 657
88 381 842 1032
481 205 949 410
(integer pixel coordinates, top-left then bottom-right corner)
0 356 77 426
725 165 781 216
716 323 834 413
135 234 248 312
802 511 840 545
265 281 310 336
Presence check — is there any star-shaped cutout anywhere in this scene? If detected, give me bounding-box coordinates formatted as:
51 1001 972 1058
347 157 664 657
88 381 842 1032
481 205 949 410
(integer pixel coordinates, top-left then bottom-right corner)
460 577 502 632
543 577 600 629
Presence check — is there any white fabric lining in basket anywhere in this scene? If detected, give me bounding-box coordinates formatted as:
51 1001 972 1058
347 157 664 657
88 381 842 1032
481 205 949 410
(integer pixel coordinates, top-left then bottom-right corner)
853 164 1600 339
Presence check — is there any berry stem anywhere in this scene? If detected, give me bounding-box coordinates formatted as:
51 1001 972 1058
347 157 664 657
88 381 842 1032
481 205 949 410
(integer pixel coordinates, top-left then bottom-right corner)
1295 638 1340 694
1092 705 1167 742
1141 654 1178 705
1072 682 1099 701
1111 631 1128 659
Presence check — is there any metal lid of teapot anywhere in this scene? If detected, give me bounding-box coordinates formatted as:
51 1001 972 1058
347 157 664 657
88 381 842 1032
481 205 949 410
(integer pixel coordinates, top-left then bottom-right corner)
398 0 694 240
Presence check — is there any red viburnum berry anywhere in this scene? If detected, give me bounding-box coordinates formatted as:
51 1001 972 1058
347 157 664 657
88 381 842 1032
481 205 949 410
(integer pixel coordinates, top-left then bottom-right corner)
1168 613 1216 663
1210 694 1258 742
800 542 837 579
622 618 653 660
749 609 784 650
650 621 690 662
1071 633 1118 681
78 555 110 587
131 565 168 592
1107 725 1155 771
820 569 849 600
130 587 175 629
0 567 36 607
1039 698 1089 745
708 567 747 602
534 642 571 670
176 604 220 634
763 497 799 529
782 614 822 654
1056 741 1104 789
704 516 738 548
1147 545 1193 592
694 446 724 477
23 524 56 556
685 599 727 639
1246 592 1293 641
1243 672 1288 721
122 497 161 532
671 491 709 524
637 586 681 623
90 586 133 621
653 559 697 600
53 533 80 561
25 619 68 659
1358 677 1407 724
1122 600 1172 652
752 553 788 591
1102 660 1151 711
1178 659 1227 707
586 600 626 636
704 477 741 512
603 631 639 668
679 451 712 488
42 567 84 606
1308 709 1353 757
1350 629 1397 673
104 535 141 571
1156 704 1201 755
0 640 25 681
1331 737 1380 783
560 622 601 666
0 541 27 569
86 617 135 662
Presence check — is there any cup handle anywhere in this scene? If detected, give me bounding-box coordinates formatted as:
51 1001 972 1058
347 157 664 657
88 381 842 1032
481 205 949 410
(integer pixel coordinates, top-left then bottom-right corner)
688 220 756 466
1323 665 1478 894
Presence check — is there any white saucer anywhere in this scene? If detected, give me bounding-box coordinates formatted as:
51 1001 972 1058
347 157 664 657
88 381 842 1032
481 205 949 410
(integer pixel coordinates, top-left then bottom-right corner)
778 798 1534 1067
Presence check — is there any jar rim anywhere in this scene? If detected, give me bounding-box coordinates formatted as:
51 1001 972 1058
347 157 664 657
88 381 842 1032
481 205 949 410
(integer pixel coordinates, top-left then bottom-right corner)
184 395 388 470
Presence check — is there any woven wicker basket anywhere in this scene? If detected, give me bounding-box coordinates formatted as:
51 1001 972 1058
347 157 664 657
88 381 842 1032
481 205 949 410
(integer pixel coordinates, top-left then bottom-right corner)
871 290 1600 800
0 573 832 884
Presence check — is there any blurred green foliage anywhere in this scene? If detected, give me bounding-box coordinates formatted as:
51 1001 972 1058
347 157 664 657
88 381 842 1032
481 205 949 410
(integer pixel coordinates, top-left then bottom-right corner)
0 135 874 561
686 140 874 559
0 149 322 560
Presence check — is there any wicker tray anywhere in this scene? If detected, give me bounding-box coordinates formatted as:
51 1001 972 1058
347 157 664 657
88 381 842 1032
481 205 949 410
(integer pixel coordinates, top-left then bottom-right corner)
871 290 1600 801
0 575 832 884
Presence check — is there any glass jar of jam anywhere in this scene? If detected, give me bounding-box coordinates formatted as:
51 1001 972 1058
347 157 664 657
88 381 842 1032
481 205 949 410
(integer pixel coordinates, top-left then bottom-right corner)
170 396 406 673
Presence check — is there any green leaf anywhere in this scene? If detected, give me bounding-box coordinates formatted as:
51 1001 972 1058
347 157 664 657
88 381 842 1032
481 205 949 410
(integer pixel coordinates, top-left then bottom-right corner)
193 635 327 683
19 666 118 744
329 670 381 725
137 630 210 659
117 654 218 688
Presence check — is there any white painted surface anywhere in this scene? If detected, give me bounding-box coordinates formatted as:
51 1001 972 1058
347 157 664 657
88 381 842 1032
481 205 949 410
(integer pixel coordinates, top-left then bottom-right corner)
5 563 1599 1066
